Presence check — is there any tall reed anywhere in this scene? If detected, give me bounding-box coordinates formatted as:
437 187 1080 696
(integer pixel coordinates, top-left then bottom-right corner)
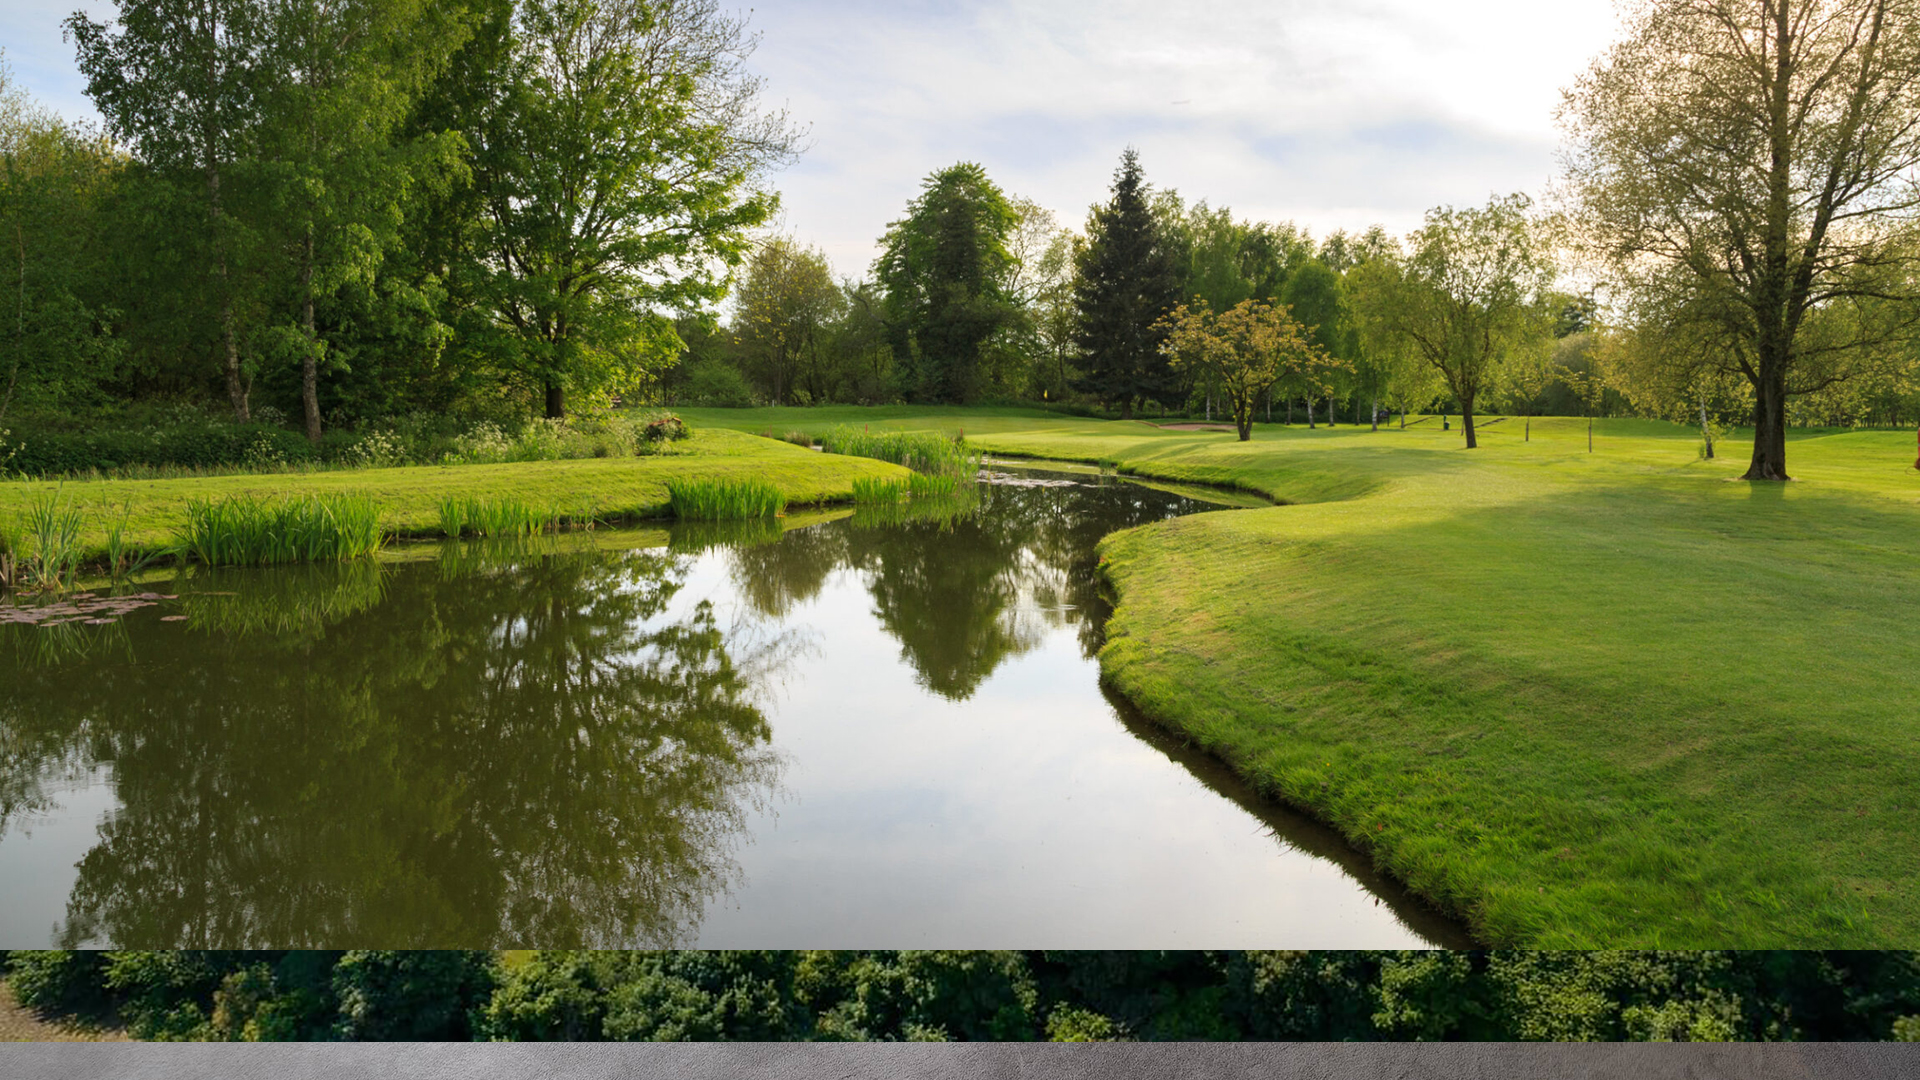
665 477 786 520
819 426 980 477
177 494 385 567
17 490 85 590
436 495 553 538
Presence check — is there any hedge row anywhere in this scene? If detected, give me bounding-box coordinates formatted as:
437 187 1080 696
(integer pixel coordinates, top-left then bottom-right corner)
3 423 339 476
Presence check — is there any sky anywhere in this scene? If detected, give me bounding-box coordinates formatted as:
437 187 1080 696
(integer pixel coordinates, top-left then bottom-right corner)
3 0 1622 279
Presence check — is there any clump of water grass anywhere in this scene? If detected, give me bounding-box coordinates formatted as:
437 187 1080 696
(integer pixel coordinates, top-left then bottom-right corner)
820 425 980 477
8 489 87 591
436 495 557 538
782 430 815 448
852 477 907 504
666 477 786 520
851 473 960 505
177 494 385 567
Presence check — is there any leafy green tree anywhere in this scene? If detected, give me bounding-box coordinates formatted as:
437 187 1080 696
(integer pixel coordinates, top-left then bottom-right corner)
1071 149 1183 417
68 0 270 421
1159 298 1329 441
873 162 1019 403
734 237 843 404
0 64 123 423
1561 0 1920 480
464 0 793 418
1000 197 1076 400
251 0 467 442
1352 194 1554 448
1279 258 1356 427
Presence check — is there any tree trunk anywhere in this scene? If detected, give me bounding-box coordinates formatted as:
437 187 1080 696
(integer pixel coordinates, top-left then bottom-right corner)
1742 368 1789 479
301 229 322 444
1461 399 1478 448
1307 396 1316 429
1370 395 1378 432
545 381 566 419
222 302 248 422
1286 399 1293 424
1525 413 1531 442
1700 399 1714 459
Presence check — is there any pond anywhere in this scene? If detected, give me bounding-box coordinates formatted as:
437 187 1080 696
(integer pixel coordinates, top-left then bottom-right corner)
0 463 1468 948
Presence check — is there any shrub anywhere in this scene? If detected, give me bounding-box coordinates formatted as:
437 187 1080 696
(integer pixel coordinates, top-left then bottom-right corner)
666 477 785 520
5 951 112 1014
331 951 497 1041
680 360 755 407
643 413 690 443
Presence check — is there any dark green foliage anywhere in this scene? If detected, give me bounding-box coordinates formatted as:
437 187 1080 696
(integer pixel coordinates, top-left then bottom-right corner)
4 951 112 1014
484 952 807 1041
875 163 1021 404
5 419 317 476
1071 150 1184 417
10 950 1920 1042
331 951 496 1040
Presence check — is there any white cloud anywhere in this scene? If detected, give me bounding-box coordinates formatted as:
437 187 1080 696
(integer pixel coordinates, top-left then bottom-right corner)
749 0 1620 276
3 0 1624 278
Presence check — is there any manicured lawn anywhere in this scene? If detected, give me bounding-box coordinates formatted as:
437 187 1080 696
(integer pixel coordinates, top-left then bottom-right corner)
0 427 907 553
690 405 1920 947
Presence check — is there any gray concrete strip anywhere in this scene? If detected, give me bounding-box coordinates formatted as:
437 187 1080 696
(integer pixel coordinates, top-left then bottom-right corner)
0 1043 1915 1080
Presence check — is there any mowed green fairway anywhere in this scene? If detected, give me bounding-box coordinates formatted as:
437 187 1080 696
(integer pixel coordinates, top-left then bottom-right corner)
688 406 1920 947
0 427 907 551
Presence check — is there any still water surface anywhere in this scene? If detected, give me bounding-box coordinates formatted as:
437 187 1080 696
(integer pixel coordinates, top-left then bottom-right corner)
0 465 1466 948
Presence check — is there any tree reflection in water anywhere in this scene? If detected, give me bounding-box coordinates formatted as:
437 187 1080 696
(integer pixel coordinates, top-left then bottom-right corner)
0 468 1222 947
0 548 783 948
727 471 1222 700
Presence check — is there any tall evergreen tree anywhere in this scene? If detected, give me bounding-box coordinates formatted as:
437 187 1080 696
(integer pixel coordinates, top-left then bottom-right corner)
873 161 1018 404
1071 149 1182 417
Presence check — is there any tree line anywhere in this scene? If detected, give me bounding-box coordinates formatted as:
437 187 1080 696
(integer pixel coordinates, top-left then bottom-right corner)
5 949 1920 1041
1 0 794 444
3 0 1919 480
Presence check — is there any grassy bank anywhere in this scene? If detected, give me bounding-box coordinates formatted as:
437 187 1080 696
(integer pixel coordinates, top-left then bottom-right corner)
0 428 906 559
686 406 1920 947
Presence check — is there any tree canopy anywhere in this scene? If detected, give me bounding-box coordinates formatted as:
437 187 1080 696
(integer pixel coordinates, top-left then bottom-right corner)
1562 0 1920 479
1071 149 1183 417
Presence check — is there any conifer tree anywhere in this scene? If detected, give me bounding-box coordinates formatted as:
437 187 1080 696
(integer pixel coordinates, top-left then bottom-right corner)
1071 149 1182 417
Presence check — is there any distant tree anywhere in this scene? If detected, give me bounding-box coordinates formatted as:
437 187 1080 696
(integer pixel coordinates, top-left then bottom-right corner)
1561 0 1920 479
464 0 796 418
1354 194 1555 448
1496 345 1555 441
68 0 269 421
1159 298 1329 441
873 161 1019 403
1000 197 1076 399
734 237 842 404
1071 149 1183 417
0 63 123 423
1279 258 1356 427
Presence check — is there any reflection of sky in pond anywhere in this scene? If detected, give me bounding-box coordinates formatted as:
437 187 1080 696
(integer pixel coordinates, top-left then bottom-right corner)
665 539 1447 948
0 469 1465 947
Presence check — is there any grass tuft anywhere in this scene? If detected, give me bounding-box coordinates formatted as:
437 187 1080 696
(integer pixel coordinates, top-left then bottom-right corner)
435 495 559 538
821 425 980 477
177 494 385 567
665 477 786 520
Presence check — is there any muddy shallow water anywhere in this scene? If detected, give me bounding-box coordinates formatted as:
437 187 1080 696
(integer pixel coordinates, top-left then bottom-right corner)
0 465 1466 948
